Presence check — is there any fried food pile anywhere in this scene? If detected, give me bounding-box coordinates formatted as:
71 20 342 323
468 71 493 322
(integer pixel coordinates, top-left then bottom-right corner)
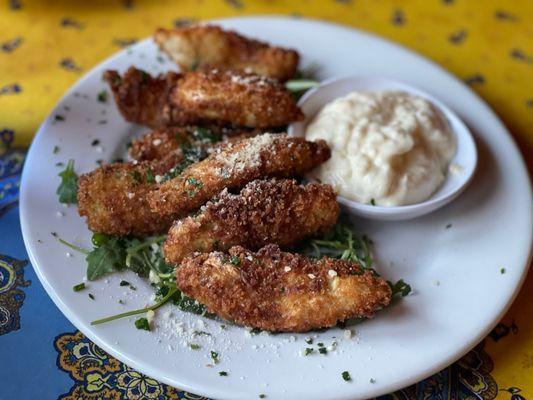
76 24 392 332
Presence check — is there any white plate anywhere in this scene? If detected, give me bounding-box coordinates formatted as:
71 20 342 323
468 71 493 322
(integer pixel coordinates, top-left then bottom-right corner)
288 75 478 221
20 17 532 400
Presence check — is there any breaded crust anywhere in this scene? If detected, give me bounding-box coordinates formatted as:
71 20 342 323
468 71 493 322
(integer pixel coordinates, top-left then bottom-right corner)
77 162 175 236
164 179 339 264
129 126 260 162
104 68 182 128
148 133 331 219
129 127 193 162
154 25 299 81
104 67 303 129
176 245 392 332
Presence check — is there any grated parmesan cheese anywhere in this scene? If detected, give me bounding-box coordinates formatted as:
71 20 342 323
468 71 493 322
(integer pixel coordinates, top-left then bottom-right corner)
216 133 278 175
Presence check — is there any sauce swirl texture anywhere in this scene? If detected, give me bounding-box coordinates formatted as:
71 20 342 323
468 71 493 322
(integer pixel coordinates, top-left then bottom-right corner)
305 91 456 206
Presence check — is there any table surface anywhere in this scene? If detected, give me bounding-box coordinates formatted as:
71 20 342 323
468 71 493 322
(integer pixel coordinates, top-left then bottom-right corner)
0 1 531 399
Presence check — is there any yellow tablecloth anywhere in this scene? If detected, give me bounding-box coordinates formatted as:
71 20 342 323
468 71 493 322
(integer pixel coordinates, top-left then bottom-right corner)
1 1 531 399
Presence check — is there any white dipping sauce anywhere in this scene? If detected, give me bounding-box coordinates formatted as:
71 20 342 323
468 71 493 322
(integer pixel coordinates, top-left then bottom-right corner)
305 91 456 206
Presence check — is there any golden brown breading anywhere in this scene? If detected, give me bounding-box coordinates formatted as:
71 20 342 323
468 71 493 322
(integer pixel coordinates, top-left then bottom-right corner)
129 127 191 162
129 126 260 162
104 67 303 129
164 179 339 264
148 133 331 220
176 245 392 332
154 25 299 81
77 162 175 236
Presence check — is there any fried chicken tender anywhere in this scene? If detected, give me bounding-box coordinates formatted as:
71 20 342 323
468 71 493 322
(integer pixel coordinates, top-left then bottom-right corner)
104 67 302 129
164 179 339 264
148 133 331 219
129 126 260 162
77 161 175 236
154 25 299 81
176 245 392 332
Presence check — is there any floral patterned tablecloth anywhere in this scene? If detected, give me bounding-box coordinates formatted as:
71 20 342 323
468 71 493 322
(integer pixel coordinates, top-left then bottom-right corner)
0 1 531 399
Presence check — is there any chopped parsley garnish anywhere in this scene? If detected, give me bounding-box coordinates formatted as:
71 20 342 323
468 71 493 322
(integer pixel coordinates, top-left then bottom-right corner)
135 317 150 331
88 293 95 300
370 198 376 206
304 348 314 356
146 169 155 183
54 114 65 121
388 279 412 298
160 143 209 183
119 280 130 287
446 223 452 229
189 343 200 350
259 395 266 399
56 159 78 204
187 177 202 186
53 145 60 154
210 351 220 364
97 90 108 103
305 338 313 345
185 177 203 197
318 347 328 355
218 371 228 376
174 294 212 317
341 371 351 381
193 127 219 143
193 330 211 337
500 268 506 274
73 283 85 292
229 255 240 266
130 170 142 183
91 139 100 146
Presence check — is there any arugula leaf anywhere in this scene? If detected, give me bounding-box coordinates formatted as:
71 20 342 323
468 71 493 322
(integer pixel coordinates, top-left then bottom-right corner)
123 235 168 277
86 237 125 280
301 221 372 268
56 159 78 204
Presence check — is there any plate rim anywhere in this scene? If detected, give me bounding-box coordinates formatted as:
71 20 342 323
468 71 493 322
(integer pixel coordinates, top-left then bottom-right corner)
19 15 533 400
